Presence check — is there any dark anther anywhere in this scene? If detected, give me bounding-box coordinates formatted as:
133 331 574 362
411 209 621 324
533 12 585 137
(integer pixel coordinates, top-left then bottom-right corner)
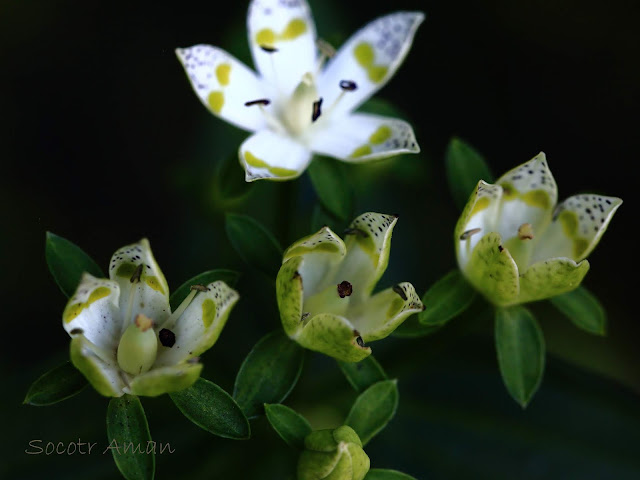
244 98 271 107
343 227 367 237
393 284 407 301
498 245 504 252
460 228 482 240
312 98 323 122
260 45 278 53
159 328 176 348
130 264 143 283
337 281 353 298
301 312 310 322
356 336 365 348
190 284 210 292
70 328 84 335
339 80 357 91
187 356 200 364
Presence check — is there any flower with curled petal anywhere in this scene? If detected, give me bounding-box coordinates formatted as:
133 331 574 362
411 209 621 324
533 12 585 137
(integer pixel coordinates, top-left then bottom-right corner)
63 239 239 397
455 153 622 307
176 0 423 181
277 212 423 362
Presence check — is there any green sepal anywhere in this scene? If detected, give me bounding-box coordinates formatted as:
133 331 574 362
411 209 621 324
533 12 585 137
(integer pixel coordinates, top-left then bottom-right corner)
550 285 607 335
418 270 476 325
169 269 240 311
23 361 87 406
128 363 203 397
518 258 589 305
264 403 312 450
308 155 354 221
106 394 155 480
337 356 387 393
365 469 417 480
46 232 104 298
495 306 545 407
345 380 399 445
225 213 283 277
169 378 250 439
445 137 493 210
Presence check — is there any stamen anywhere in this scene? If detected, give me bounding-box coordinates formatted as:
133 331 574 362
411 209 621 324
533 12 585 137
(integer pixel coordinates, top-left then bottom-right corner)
460 228 482 240
343 227 367 237
301 312 310 322
337 281 353 298
187 356 200 364
130 264 143 283
339 80 358 91
260 45 278 53
190 284 210 292
312 98 323 122
70 328 84 335
159 288 199 331
392 284 407 301
134 314 154 332
317 38 336 58
517 223 534 240
353 330 365 348
244 98 271 107
159 328 176 348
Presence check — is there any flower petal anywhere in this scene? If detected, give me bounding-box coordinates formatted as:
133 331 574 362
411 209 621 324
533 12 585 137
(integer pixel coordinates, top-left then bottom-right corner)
463 232 520 306
62 273 121 352
239 129 312 181
295 313 371 362
518 258 590 304
454 181 503 271
127 362 203 397
308 113 419 162
277 257 305 337
155 281 239 367
247 0 317 95
317 12 424 118
337 213 398 301
70 335 124 397
350 282 423 342
531 194 622 263
109 239 170 328
176 45 269 132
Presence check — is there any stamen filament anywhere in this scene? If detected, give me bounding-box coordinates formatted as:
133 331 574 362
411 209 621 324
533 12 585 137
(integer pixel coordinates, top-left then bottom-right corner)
158 287 199 331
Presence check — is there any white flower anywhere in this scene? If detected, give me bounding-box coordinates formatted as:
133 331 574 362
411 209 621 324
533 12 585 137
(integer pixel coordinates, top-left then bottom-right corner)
455 153 622 307
176 0 423 181
63 239 239 397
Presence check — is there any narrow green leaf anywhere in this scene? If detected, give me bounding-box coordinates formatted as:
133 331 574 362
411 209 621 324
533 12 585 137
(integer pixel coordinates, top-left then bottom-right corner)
365 469 417 480
419 270 476 326
308 156 354 221
225 213 283 277
345 379 399 445
264 403 312 450
550 286 607 335
495 306 545 408
445 137 493 210
23 362 87 406
45 232 104 297
106 395 154 480
233 330 305 419
169 269 241 311
169 378 250 439
337 356 387 393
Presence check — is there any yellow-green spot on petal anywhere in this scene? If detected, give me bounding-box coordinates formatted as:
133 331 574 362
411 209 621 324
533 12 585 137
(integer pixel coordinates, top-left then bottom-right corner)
202 298 216 328
63 287 111 323
521 189 551 209
369 126 392 145
216 63 231 86
350 145 372 158
115 263 137 278
354 42 375 67
268 166 298 177
208 91 224 113
368 65 388 83
559 210 579 237
500 182 518 200
145 276 165 294
281 19 307 40
244 151 298 177
470 196 490 217
386 297 404 318
573 238 589 259
256 28 276 47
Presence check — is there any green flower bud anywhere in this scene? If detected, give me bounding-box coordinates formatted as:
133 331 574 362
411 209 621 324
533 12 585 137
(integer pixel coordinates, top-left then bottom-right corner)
297 426 370 480
117 314 157 375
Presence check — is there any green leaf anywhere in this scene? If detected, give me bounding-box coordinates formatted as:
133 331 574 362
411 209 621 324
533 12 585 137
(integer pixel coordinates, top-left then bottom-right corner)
337 356 387 393
392 316 443 338
365 469 417 480
45 232 104 297
213 152 253 207
419 270 476 326
169 269 241 311
445 137 493 210
310 203 347 234
264 403 312 450
495 306 545 407
345 379 399 445
23 362 87 406
225 213 283 278
106 395 155 480
550 286 607 335
169 378 250 439
233 330 305 419
308 156 354 221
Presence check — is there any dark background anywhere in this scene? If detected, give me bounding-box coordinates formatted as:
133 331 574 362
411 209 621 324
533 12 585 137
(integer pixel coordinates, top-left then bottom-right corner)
2 0 639 478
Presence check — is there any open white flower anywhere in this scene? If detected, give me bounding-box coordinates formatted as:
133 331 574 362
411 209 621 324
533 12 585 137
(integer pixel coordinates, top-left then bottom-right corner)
455 153 622 307
176 0 423 182
277 212 423 362
63 239 239 397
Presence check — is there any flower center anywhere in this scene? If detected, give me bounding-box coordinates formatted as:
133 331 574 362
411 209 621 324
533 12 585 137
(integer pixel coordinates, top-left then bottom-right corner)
303 280 353 320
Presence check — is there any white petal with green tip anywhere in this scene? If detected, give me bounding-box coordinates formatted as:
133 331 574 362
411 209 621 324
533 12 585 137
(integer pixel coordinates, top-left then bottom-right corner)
176 45 270 132
518 258 590 305
63 273 122 352
318 12 424 118
70 335 124 397
247 0 317 96
127 362 203 397
295 313 371 362
239 129 312 181
531 194 622 263
308 113 419 162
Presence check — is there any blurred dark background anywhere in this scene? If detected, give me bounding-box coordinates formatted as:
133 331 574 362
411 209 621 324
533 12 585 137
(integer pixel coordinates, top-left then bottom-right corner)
2 0 639 478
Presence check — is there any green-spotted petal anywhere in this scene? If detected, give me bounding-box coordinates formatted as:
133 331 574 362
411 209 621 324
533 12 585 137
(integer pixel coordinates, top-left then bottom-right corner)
295 313 371 362
351 283 423 342
276 257 305 337
464 232 520 306
127 362 203 397
62 273 121 352
70 335 124 397
531 194 622 263
518 258 590 305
